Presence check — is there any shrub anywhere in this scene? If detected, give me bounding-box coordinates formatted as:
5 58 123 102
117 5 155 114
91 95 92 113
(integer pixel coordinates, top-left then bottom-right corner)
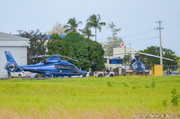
171 89 180 106
162 99 167 107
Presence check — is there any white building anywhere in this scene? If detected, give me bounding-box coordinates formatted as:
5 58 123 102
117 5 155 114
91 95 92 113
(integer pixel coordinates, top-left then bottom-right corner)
104 47 135 69
113 47 134 58
0 32 30 78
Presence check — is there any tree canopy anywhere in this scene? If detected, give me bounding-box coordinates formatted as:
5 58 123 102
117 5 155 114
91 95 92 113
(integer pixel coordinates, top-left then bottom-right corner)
17 29 47 64
47 32 105 71
79 27 94 39
103 22 123 56
46 22 65 35
139 46 179 65
86 14 106 41
63 18 82 33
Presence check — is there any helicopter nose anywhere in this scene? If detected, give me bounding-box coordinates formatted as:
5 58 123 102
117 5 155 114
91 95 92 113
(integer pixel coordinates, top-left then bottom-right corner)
81 71 87 74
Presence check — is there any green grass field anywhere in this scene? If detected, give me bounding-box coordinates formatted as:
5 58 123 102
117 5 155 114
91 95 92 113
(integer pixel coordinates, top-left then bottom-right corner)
0 76 180 119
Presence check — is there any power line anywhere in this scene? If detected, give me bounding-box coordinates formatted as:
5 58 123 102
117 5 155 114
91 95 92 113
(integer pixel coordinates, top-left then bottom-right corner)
122 30 156 38
164 21 180 27
119 21 155 28
124 36 159 43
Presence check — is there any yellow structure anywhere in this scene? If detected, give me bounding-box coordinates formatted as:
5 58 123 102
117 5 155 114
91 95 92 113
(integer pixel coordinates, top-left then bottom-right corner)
151 65 163 76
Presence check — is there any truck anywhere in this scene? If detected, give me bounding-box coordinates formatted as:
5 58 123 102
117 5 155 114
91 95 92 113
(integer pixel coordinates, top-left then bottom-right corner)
94 71 115 77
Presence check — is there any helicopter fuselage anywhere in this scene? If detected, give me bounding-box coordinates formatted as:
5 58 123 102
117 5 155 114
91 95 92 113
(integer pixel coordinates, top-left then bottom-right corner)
20 61 84 77
4 51 87 77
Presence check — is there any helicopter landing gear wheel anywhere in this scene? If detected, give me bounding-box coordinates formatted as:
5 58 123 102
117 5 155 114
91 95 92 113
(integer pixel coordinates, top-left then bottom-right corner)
82 74 86 77
18 74 22 78
8 72 11 78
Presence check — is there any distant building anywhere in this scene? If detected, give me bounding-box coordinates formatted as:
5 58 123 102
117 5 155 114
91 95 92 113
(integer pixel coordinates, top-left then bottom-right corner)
46 35 66 39
0 32 30 78
104 47 135 69
113 47 134 58
13 34 66 40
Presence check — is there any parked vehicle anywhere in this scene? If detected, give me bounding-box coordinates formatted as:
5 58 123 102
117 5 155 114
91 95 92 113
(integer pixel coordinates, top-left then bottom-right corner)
8 71 31 78
94 71 114 77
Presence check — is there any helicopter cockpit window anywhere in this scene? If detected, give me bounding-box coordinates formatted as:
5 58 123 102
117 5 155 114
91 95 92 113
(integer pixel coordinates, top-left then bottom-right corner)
55 64 79 71
55 64 67 70
65 65 78 71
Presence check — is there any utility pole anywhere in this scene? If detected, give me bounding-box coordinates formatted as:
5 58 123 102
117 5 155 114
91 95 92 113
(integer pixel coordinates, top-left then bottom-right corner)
125 45 126 68
156 21 163 65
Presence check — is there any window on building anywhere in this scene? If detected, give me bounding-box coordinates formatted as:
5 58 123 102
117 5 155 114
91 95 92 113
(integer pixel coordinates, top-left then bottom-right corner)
104 58 107 63
116 60 121 63
109 60 112 64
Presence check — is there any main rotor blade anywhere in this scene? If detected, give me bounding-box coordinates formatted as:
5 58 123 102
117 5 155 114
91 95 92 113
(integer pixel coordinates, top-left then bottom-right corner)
60 55 79 62
107 52 174 61
57 54 95 63
70 57 96 63
29 55 50 59
29 54 95 63
136 52 174 61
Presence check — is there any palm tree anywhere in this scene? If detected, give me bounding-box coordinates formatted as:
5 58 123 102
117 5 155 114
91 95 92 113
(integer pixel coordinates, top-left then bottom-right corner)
86 14 106 41
63 18 82 33
80 27 95 39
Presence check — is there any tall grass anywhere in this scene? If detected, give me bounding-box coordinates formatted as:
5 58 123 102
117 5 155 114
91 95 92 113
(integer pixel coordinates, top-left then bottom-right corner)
0 76 180 119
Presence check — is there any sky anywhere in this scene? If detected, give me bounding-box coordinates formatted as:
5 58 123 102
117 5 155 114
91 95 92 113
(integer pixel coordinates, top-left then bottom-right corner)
1 0 180 56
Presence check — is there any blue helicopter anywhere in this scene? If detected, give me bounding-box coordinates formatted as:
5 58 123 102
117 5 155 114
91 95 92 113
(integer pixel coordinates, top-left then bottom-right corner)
121 52 174 75
4 51 88 78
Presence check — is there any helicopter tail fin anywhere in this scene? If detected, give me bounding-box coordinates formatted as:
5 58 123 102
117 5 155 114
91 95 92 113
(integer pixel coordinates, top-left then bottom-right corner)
4 51 20 72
